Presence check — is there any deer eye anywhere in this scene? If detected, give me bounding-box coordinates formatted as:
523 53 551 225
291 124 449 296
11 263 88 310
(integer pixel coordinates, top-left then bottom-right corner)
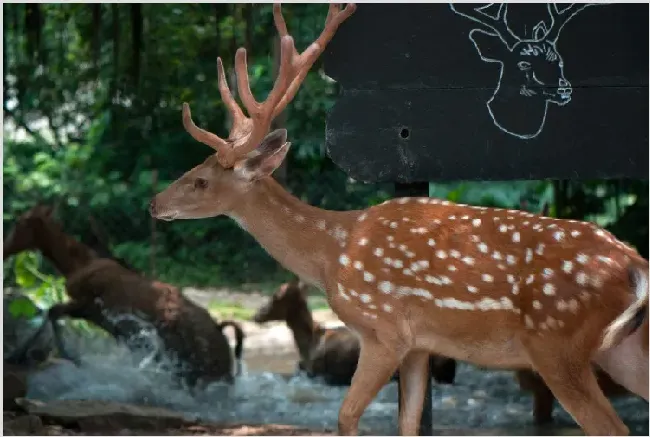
517 61 532 71
194 178 208 190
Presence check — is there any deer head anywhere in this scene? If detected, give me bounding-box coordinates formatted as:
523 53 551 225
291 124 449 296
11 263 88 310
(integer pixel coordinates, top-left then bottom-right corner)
450 3 598 139
253 278 309 323
4 204 55 259
149 4 356 221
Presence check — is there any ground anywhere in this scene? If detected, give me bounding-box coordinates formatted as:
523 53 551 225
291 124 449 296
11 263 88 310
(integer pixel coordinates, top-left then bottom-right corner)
4 286 649 436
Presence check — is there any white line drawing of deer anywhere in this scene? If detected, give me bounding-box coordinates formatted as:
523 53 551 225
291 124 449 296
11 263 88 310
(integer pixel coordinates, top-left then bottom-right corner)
449 3 601 140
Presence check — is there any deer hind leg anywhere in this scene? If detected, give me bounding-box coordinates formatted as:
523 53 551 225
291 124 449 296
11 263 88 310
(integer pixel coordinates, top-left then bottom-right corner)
338 335 402 436
595 324 649 401
398 351 430 436
525 342 629 436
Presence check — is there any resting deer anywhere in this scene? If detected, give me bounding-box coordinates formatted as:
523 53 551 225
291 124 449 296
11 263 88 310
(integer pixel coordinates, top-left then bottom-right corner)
253 279 456 386
3 204 245 390
149 3 648 435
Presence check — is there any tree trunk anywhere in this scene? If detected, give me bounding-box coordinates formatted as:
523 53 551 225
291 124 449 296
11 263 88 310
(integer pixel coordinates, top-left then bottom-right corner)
131 4 142 90
91 5 101 70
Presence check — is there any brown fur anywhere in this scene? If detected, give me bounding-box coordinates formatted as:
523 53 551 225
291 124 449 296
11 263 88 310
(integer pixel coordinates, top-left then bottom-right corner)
3 205 245 389
253 279 456 386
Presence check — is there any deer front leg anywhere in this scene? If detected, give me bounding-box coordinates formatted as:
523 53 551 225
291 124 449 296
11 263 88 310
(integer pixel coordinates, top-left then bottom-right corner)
398 351 430 436
338 335 402 435
47 302 88 365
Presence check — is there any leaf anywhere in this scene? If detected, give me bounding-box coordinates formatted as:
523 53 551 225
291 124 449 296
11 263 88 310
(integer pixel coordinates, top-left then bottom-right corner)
8 298 39 319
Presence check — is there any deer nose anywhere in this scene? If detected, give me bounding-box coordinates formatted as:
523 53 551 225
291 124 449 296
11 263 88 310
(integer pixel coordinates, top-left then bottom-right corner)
149 198 157 215
559 78 570 87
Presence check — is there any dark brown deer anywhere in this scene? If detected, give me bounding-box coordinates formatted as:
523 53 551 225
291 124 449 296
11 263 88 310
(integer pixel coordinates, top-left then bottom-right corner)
149 3 648 435
3 204 245 390
253 278 457 386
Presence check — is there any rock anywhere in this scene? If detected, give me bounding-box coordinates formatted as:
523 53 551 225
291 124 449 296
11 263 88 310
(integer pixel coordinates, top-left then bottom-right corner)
3 292 55 365
15 398 197 432
3 414 44 435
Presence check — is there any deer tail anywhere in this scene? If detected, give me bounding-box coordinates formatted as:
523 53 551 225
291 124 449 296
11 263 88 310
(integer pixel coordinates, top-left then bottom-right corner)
219 320 245 375
600 263 649 350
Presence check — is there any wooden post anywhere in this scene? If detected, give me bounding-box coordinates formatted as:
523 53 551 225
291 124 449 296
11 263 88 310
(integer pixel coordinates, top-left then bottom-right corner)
394 181 433 436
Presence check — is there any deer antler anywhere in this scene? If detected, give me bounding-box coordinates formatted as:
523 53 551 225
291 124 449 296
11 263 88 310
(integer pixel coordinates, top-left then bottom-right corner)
544 4 593 44
182 3 357 168
450 4 520 49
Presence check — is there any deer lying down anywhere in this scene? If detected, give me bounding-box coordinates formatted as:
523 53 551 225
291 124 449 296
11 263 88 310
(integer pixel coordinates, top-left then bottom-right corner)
149 3 648 435
253 279 457 386
3 205 245 390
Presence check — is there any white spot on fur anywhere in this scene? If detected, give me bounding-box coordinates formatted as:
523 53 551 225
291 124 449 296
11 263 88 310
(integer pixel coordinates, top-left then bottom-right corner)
507 274 515 284
390 222 398 229
317 220 326 230
493 251 503 260
357 213 367 222
542 268 554 279
363 271 375 283
576 253 589 264
339 255 350 266
382 303 393 312
462 256 475 266
337 283 350 300
543 283 556 296
472 218 482 227
562 260 573 274
450 250 461 258
373 248 384 257
378 281 394 294
512 283 520 295
359 238 369 246
448 265 457 272
353 261 364 270
553 231 565 241
482 274 494 283
359 294 372 303
525 249 533 263
506 254 517 265
571 230 581 237
427 238 436 247
512 232 520 243
478 243 488 253
532 300 542 310
575 271 588 286
436 250 447 259
499 224 507 233
525 274 535 285
525 315 534 329
467 285 478 293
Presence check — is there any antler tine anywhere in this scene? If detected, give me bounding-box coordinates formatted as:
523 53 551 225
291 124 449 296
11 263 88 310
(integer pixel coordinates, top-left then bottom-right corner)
181 103 231 158
271 3 357 119
545 3 592 43
450 4 519 49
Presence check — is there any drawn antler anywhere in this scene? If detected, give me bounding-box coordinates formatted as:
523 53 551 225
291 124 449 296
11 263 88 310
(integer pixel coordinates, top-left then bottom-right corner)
543 4 594 43
449 4 520 49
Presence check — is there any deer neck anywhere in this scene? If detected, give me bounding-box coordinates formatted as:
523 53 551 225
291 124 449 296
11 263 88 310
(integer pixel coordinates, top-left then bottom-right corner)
285 304 320 363
228 177 360 290
36 221 98 277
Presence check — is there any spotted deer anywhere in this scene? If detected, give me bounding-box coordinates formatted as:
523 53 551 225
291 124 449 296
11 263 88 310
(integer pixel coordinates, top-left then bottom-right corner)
253 279 457 386
450 3 599 139
149 3 648 435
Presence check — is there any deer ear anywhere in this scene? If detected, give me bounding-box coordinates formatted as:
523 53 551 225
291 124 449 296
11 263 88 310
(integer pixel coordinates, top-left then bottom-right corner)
236 132 291 181
468 29 508 63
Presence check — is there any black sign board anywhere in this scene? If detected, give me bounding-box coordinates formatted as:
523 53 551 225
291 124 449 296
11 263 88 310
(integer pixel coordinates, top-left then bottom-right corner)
323 3 649 183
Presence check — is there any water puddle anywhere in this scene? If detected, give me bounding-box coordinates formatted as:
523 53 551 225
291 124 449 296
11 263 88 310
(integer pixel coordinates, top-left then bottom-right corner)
24 337 648 436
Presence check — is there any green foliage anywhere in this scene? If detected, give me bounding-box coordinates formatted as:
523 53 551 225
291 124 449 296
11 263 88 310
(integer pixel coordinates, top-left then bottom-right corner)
9 251 67 315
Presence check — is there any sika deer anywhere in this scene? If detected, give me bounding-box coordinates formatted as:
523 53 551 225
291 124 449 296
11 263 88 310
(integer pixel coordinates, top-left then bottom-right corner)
149 3 648 435
3 204 245 390
253 279 457 386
